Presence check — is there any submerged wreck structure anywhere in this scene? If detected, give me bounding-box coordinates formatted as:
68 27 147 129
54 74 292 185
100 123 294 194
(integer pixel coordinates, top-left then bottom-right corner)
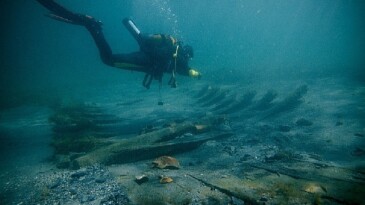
49 103 232 169
48 84 365 205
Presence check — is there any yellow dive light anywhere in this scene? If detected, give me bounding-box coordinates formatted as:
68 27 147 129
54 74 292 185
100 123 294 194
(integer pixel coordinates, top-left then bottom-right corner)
189 69 200 77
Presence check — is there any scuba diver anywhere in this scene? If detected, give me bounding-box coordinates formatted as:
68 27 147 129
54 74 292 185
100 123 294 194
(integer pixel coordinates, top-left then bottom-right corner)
36 0 201 89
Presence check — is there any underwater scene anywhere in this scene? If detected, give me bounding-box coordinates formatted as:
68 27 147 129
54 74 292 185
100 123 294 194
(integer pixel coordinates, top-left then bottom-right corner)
1 0 365 204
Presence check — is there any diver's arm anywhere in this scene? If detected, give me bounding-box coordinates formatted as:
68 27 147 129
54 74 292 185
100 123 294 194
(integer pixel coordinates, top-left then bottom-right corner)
175 55 201 78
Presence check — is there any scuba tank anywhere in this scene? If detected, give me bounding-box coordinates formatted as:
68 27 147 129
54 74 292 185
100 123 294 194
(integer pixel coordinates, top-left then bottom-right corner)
122 18 142 45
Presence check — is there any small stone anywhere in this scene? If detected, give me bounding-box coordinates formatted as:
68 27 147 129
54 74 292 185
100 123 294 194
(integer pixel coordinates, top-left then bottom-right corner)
354 133 364 137
304 183 327 193
71 169 88 178
95 176 107 183
80 195 89 203
223 146 236 156
260 196 268 202
134 175 149 185
351 147 365 156
69 187 77 195
79 194 95 203
152 156 180 169
183 133 194 137
79 176 93 183
240 154 251 162
159 176 173 184
88 195 95 202
296 118 313 126
231 196 245 205
48 178 61 189
278 125 291 132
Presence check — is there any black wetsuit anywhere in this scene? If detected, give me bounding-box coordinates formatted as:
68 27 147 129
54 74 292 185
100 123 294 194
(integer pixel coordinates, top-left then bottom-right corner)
37 0 194 88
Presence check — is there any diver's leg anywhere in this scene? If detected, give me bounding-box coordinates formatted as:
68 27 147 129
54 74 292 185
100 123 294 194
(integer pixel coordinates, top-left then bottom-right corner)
37 0 152 73
37 0 114 66
85 25 114 66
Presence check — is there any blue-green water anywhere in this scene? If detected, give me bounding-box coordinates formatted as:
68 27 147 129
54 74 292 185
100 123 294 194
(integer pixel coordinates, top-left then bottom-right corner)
1 0 364 101
1 1 365 204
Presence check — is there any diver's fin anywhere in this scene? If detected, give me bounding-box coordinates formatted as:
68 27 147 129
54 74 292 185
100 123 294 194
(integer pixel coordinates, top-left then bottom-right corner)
38 0 102 28
45 13 78 25
44 12 102 29
168 76 177 88
143 74 153 89
37 0 75 21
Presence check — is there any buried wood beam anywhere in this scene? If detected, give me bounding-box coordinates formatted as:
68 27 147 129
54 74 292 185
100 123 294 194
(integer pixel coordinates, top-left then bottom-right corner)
188 174 260 205
71 118 232 168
